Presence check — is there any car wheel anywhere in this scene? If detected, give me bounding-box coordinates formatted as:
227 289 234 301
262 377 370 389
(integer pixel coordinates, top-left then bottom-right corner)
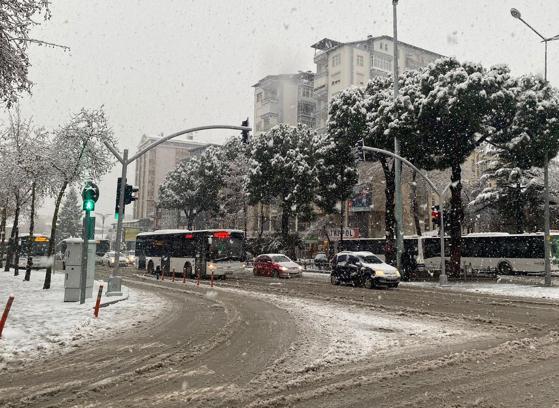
147 261 154 275
183 262 192 278
364 276 374 289
390 283 399 288
253 268 257 276
272 270 279 279
330 273 340 285
498 262 512 275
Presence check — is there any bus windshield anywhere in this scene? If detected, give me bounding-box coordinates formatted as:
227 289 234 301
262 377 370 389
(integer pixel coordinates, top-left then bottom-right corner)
209 232 244 261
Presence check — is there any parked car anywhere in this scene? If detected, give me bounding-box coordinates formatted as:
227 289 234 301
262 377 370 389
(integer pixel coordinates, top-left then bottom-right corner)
253 254 303 278
331 251 400 288
102 251 129 267
313 253 329 270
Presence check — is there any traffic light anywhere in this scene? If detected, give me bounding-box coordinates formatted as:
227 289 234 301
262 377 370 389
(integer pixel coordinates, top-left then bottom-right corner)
124 184 139 205
115 177 122 219
431 205 440 226
82 181 99 212
354 138 364 161
241 118 250 144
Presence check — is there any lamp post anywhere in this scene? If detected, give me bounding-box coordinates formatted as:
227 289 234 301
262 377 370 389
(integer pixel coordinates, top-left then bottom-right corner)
96 213 112 239
510 8 559 286
392 0 403 273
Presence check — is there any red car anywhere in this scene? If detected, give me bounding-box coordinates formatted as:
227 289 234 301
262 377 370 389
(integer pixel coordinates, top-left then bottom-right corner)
253 254 303 278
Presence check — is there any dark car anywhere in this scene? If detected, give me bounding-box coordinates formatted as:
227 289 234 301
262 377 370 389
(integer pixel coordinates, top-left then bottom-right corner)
313 253 329 270
331 251 400 289
253 254 303 278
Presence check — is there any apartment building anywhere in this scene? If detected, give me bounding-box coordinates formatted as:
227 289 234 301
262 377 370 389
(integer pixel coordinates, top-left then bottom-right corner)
253 72 315 134
312 35 443 132
133 134 210 223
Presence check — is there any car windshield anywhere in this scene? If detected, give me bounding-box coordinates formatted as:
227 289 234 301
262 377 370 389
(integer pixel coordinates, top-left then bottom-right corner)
359 255 383 264
271 255 291 263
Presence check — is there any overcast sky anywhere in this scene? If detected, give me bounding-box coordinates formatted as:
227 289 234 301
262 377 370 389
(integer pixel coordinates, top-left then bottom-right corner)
11 0 559 218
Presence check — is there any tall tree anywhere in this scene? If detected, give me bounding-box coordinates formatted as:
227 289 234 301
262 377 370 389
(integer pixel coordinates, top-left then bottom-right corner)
414 58 509 276
316 88 362 248
43 108 115 289
158 146 224 229
248 124 318 254
0 1 69 107
55 188 82 242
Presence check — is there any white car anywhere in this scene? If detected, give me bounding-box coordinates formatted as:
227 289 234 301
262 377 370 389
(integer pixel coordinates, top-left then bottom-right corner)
102 251 129 267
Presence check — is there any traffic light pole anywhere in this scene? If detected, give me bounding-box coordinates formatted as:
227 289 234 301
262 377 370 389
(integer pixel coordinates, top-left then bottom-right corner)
363 145 448 285
107 149 128 296
79 210 91 304
103 124 251 296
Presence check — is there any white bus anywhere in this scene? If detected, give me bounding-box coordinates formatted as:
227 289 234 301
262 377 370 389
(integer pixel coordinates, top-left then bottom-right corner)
12 233 51 269
135 229 245 278
342 232 559 276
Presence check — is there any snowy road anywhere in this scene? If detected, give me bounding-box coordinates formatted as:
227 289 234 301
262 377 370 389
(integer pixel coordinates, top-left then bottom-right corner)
2 267 559 407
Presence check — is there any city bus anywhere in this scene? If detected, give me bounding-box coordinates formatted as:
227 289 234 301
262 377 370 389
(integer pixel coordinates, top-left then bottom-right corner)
12 233 51 269
341 232 559 275
135 229 245 278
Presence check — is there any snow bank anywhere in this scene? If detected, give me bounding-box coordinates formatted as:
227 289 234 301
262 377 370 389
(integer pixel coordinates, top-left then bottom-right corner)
404 281 559 300
0 269 165 369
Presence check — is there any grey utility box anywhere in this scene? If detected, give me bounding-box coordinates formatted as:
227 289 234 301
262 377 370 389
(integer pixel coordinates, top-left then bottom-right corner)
64 238 96 302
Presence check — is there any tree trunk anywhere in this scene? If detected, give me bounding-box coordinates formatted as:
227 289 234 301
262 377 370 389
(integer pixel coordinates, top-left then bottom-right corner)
6 193 20 273
381 159 396 266
24 182 36 281
449 164 463 277
0 205 7 268
43 183 67 289
12 194 21 276
411 170 422 236
338 200 345 252
281 205 289 243
514 181 523 234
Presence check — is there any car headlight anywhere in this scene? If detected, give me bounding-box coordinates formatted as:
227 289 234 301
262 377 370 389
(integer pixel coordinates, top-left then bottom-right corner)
298 265 303 270
374 270 385 277
280 266 288 271
395 270 401 278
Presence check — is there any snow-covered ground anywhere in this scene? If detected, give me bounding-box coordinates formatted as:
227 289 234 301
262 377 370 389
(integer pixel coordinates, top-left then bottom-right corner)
0 269 165 369
404 281 559 300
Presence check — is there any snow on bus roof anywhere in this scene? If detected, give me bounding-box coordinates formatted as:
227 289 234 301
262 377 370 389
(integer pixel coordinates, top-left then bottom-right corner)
136 229 243 237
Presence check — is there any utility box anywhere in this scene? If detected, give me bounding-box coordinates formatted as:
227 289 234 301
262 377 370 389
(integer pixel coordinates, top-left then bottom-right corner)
64 238 96 302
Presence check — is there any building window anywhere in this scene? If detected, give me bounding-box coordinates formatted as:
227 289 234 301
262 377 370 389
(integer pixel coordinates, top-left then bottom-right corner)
356 72 365 86
300 86 313 98
357 55 364 66
331 79 341 86
372 54 392 72
256 92 262 102
332 54 341 67
298 101 314 116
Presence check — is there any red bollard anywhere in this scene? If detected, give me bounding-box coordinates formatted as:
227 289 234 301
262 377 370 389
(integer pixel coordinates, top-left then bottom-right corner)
0 294 15 338
211 268 214 288
183 269 186 284
196 272 200 287
161 267 164 281
94 285 104 318
172 269 175 282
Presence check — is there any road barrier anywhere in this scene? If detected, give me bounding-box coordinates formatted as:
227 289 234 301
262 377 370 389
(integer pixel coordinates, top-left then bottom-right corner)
0 294 15 338
94 285 103 318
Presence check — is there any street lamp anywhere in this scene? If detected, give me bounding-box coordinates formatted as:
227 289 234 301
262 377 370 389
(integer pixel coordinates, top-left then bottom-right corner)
392 0 404 273
96 213 112 239
510 8 559 286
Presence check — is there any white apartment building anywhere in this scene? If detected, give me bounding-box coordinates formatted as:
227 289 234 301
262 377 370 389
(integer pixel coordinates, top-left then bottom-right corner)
133 134 210 223
312 35 443 132
253 72 315 134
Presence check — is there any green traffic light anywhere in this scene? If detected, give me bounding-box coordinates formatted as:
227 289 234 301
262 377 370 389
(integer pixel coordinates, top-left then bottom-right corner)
83 200 95 212
115 212 119 220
